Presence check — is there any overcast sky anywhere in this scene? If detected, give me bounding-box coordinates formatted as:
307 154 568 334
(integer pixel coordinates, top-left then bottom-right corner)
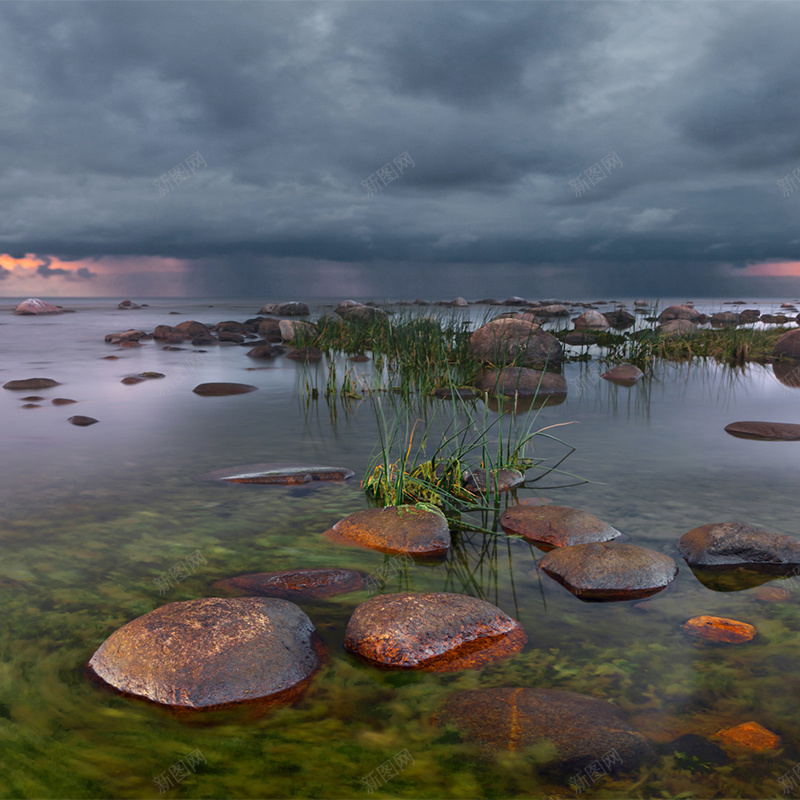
3 1 800 300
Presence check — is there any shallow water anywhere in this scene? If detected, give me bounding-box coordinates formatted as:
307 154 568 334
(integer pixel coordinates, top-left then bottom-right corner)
2 298 800 798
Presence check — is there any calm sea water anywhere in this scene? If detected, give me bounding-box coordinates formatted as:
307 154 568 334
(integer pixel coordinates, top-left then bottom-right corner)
1 296 800 799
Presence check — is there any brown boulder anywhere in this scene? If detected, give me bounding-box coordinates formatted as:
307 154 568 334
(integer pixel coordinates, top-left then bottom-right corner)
659 319 698 337
677 521 800 568
463 468 524 493
470 318 563 369
3 378 60 391
772 361 800 388
603 308 636 328
214 321 247 333
173 320 210 337
104 329 146 343
476 367 567 398
710 311 739 327
246 343 282 358
68 415 98 426
573 310 609 330
218 331 245 343
324 505 450 557
658 304 701 322
724 421 800 441
214 568 365 600
539 542 677 600
433 688 653 771
500 504 620 548
716 722 780 752
774 329 800 359
52 398 77 405
345 592 526 671
88 597 324 709
682 616 756 644
198 463 355 484
257 318 283 339
601 363 644 384
192 382 259 396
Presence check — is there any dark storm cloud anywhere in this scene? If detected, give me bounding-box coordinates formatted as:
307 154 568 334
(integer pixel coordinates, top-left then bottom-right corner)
2 1 800 298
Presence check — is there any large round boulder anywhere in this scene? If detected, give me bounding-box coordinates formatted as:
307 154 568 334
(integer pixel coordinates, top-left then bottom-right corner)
88 597 325 709
677 521 800 568
500 504 620 548
475 367 567 398
345 592 526 671
774 329 800 359
539 542 677 600
572 310 609 330
710 311 739 327
603 308 636 329
470 318 563 369
724 421 800 440
215 568 365 600
324 505 450 556
433 688 653 771
13 298 61 315
658 304 701 322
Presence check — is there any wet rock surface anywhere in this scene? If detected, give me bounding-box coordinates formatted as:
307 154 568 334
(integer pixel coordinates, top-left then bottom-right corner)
324 505 450 556
192 382 259 396
88 597 324 709
345 592 526 671
677 521 800 568
716 722 781 752
433 687 653 772
500 504 621 548
68 415 99 426
539 542 677 600
724 421 800 440
682 615 757 643
3 378 60 391
470 318 563 369
475 367 567 398
463 468 524 493
198 463 355 484
601 363 644 384
215 568 365 600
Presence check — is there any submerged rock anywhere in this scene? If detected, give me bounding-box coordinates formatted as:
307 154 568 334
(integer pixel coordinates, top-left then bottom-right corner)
433 688 653 772
539 542 677 600
475 367 567 398
500 504 620 548
564 331 597 346
470 318 563 370
677 521 800 568
3 378 60 391
682 615 757 644
463 467 524 493
716 722 780 752
198 463 355 484
324 505 450 557
247 343 283 358
345 592 526 671
215 568 365 600
601 364 644 384
659 319 699 337
88 597 324 709
724 421 800 441
13 298 61 315
192 382 259 396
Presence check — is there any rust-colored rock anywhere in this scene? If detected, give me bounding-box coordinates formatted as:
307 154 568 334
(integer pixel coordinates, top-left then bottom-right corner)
345 592 526 671
724 421 800 441
601 364 644 384
88 597 324 710
539 542 677 600
20 396 44 401
470 318 563 369
192 382 259 396
476 367 567 398
324 505 450 557
752 585 790 602
215 568 365 600
433 688 653 771
198 463 355 485
500 504 620 548
716 721 780 752
3 378 60 391
682 615 757 644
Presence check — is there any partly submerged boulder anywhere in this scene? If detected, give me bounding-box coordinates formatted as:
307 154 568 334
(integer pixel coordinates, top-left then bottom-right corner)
258 301 310 316
500 504 621 548
3 378 60 391
215 568 365 600
724 421 800 441
192 383 259 396
677 521 800 568
13 298 60 315
475 367 567 398
601 364 644 385
470 318 563 369
773 329 800 359
88 597 324 709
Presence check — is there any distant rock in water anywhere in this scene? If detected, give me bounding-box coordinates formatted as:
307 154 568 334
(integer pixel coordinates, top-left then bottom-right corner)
192 382 259 396
724 421 800 441
215 568 365 600
117 299 141 310
345 592 526 671
500 504 621 548
677 521 800 568
3 378 60 391
198 462 355 484
87 597 325 710
258 301 310 316
539 542 677 600
433 688 653 771
68 415 98 427
247 343 283 358
52 398 77 405
13 298 60 315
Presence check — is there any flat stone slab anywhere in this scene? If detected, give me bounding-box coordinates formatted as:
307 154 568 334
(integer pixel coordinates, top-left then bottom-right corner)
215 568 365 600
88 597 324 709
433 688 653 772
683 615 756 644
500 504 620 548
345 592 526 671
677 521 800 569
198 463 355 484
3 378 60 391
724 421 800 440
192 382 259 396
324 505 450 557
539 542 677 600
